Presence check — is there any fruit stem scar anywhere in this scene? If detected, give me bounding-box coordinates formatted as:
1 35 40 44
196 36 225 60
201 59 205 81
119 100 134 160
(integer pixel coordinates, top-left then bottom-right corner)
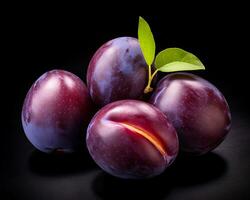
121 122 167 158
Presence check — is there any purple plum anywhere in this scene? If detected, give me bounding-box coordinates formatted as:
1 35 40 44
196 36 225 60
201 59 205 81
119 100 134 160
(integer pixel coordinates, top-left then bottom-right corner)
22 70 93 153
150 72 231 155
87 37 148 106
86 100 179 179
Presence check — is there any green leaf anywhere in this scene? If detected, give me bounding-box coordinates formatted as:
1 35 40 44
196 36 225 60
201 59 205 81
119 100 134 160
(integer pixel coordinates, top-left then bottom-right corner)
157 61 205 72
155 48 205 72
138 16 155 66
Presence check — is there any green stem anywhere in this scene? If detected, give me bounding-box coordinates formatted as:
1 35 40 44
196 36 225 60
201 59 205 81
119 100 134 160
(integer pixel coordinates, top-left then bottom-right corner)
151 69 159 81
144 66 159 94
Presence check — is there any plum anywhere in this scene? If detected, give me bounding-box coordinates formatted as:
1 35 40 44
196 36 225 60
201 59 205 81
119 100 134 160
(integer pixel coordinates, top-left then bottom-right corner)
87 37 148 106
22 70 93 153
149 72 231 155
86 100 179 179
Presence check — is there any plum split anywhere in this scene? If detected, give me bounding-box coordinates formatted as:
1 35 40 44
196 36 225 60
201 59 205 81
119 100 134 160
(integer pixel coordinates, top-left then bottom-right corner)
86 100 179 179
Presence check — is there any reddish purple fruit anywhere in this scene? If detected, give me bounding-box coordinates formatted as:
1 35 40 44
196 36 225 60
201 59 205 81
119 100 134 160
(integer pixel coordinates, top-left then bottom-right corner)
86 100 179 179
87 37 148 106
22 70 93 153
150 72 231 155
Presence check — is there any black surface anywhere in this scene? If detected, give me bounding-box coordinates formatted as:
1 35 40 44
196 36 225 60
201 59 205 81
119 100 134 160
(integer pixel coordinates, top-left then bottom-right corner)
2 4 250 200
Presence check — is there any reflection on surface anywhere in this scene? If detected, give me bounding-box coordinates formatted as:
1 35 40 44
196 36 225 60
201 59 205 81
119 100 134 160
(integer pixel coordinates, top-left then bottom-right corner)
93 172 170 200
165 152 228 186
29 148 97 177
92 152 227 200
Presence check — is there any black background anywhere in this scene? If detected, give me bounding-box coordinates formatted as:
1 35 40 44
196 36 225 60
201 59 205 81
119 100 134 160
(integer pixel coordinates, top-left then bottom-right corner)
2 2 250 200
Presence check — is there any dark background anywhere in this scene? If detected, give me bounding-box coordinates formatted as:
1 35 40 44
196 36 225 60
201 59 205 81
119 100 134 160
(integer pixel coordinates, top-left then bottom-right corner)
2 2 250 200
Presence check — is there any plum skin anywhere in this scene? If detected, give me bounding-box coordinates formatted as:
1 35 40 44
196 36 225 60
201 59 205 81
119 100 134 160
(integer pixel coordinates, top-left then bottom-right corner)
86 100 179 179
149 72 231 155
87 37 148 107
22 70 93 153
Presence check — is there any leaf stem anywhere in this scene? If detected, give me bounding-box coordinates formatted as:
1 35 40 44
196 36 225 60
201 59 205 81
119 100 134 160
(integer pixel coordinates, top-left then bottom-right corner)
144 66 158 94
151 69 159 81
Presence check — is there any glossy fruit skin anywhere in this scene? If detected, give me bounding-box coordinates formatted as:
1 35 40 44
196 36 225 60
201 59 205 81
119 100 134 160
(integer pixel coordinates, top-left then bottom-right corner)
149 72 231 155
87 37 148 106
22 70 93 153
86 100 179 179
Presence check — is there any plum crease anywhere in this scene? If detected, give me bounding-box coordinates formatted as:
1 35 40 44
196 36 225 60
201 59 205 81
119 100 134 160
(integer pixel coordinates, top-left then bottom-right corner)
118 122 168 160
